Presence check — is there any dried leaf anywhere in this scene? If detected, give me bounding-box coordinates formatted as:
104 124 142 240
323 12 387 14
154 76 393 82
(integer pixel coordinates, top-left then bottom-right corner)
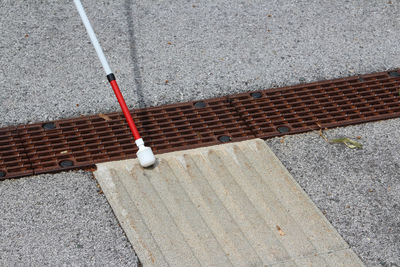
280 137 285 144
329 137 362 149
276 225 285 236
99 113 111 121
60 150 68 154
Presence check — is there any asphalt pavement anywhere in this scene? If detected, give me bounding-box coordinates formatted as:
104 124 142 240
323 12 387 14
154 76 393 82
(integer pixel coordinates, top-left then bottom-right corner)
1 0 399 266
0 171 138 266
266 118 400 266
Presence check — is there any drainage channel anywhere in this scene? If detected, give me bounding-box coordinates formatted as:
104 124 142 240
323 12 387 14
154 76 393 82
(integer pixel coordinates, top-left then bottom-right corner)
1 70 399 180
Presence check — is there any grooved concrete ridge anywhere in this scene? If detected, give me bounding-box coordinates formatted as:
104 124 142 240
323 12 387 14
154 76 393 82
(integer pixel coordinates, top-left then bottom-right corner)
94 139 364 266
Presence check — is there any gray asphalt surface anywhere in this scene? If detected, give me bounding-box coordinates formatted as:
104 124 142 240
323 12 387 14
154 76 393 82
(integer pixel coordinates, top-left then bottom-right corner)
1 0 399 266
1 0 400 127
266 119 400 266
0 171 138 266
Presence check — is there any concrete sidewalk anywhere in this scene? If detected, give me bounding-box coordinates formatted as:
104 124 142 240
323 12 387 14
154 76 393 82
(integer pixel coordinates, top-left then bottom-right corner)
94 139 364 266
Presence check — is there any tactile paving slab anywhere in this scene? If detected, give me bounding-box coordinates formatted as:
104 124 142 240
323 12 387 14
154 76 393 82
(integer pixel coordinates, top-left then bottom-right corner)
0 70 399 179
94 139 365 267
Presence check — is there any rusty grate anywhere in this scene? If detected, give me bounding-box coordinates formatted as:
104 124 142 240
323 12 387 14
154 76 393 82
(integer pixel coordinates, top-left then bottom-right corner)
0 127 33 179
14 97 252 176
229 71 400 138
0 70 399 180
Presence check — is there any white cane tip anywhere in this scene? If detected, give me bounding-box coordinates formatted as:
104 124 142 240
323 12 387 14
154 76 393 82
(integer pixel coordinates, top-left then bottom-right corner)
136 145 156 167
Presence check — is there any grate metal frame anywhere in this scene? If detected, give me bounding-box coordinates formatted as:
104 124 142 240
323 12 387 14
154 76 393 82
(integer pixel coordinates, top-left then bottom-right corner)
1 70 399 180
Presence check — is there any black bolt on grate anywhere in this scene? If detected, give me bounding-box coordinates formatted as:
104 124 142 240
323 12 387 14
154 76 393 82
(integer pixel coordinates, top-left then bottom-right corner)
194 102 207 108
250 92 262 98
42 122 56 130
218 136 231 143
59 160 74 168
277 126 290 133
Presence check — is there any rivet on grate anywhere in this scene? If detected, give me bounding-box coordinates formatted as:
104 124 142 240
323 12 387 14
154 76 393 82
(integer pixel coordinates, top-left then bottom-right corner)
250 92 262 99
218 135 231 142
59 160 74 168
42 122 56 130
194 101 206 108
277 126 290 133
388 71 400 77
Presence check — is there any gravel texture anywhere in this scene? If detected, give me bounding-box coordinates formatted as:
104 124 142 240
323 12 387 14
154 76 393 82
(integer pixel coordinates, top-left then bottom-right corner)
266 118 400 266
0 171 138 266
1 0 400 127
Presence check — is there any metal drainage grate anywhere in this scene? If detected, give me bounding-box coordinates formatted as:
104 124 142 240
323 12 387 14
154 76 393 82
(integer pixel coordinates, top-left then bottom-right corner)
230 71 400 138
0 127 33 179
0 70 399 180
14 97 252 176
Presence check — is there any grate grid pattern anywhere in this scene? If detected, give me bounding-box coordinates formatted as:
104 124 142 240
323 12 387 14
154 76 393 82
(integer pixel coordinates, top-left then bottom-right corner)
0 70 399 179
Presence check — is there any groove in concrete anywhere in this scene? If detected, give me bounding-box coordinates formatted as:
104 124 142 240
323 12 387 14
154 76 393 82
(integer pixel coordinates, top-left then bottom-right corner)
94 139 364 267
